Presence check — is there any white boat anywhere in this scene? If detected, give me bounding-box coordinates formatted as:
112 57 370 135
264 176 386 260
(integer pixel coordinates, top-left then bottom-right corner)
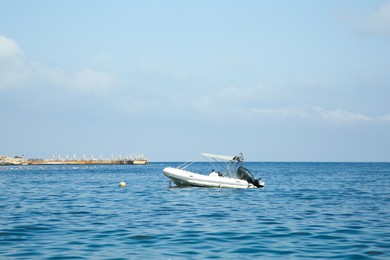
163 153 264 189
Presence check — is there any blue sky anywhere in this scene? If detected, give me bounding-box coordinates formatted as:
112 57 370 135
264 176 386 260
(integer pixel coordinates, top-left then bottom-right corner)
1 0 389 161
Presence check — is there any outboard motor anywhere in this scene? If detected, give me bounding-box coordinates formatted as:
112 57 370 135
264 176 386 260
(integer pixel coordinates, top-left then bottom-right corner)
237 166 263 188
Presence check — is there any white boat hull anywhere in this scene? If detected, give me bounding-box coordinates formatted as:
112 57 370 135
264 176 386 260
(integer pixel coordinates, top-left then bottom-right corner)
163 167 263 189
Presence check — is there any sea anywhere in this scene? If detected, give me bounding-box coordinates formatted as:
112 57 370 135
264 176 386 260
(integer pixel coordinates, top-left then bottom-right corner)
0 162 389 259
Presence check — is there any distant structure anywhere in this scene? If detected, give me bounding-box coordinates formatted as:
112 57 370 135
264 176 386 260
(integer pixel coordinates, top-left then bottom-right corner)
1 154 148 166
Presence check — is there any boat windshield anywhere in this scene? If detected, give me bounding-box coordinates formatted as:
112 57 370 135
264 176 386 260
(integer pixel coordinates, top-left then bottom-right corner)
202 153 244 177
176 153 245 177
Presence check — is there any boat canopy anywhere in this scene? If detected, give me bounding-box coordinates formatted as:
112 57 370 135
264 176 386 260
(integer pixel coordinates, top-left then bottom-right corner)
201 153 243 162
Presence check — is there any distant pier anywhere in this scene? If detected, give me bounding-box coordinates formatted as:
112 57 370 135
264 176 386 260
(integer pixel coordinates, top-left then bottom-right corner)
1 154 148 166
27 158 148 165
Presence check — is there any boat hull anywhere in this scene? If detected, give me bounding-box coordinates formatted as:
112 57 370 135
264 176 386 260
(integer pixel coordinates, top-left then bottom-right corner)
163 167 262 189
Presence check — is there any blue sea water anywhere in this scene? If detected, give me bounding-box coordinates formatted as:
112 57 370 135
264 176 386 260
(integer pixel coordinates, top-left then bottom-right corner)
0 162 389 259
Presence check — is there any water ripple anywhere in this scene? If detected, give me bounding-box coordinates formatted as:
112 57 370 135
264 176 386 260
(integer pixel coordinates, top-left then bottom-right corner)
0 162 389 259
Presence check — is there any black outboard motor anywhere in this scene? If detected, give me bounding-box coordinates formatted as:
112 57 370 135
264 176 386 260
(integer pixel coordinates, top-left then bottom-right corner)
237 166 263 188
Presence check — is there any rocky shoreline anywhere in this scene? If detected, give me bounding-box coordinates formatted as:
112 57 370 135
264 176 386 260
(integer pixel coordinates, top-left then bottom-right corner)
0 155 26 165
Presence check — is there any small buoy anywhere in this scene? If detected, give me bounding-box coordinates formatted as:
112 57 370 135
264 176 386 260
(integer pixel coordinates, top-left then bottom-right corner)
119 181 126 187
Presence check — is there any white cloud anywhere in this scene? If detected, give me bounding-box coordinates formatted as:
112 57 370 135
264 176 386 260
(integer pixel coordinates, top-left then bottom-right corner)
315 106 372 122
250 108 308 118
249 106 390 123
186 81 320 120
0 35 23 59
342 1 390 36
187 81 390 124
0 36 30 87
71 68 119 94
379 114 390 121
0 35 119 94
187 86 262 117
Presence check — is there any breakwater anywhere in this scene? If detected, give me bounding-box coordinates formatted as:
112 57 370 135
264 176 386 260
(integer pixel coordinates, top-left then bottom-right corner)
27 158 147 165
1 155 148 166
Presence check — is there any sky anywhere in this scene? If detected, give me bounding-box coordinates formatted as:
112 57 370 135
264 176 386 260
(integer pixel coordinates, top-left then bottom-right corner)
1 0 390 162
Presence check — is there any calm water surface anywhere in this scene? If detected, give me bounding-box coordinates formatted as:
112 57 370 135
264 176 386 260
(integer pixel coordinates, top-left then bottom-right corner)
0 162 389 259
